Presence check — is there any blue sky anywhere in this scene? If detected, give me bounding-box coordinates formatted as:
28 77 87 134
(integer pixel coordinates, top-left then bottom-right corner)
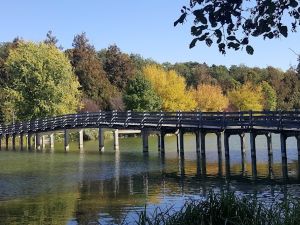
1 0 299 71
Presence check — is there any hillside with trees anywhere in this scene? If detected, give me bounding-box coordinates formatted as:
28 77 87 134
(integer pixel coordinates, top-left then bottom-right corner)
0 32 299 123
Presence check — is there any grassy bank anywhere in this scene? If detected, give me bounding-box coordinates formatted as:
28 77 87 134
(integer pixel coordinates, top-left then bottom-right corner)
130 192 300 225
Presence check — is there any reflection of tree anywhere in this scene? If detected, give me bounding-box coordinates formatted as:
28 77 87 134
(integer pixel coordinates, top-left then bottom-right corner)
0 192 78 225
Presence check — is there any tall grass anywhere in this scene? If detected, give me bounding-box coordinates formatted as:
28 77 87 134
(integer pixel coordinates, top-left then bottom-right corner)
128 192 300 225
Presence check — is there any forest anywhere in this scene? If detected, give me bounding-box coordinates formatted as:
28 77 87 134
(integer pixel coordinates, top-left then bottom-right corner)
0 32 299 123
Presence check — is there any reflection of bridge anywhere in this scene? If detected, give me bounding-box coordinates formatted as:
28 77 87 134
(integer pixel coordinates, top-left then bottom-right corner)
1 111 300 179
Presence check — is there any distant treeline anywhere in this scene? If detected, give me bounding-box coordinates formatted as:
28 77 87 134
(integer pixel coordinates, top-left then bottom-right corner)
0 32 299 123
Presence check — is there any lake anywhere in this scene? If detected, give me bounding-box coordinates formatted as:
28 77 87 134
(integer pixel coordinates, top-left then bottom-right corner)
0 133 300 225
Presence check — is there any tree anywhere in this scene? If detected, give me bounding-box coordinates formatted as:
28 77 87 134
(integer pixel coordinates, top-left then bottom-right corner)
44 30 59 46
123 75 161 111
175 0 300 54
261 81 277 110
68 33 117 110
277 69 300 110
228 83 263 111
143 64 196 111
3 41 81 122
193 84 229 111
102 45 135 91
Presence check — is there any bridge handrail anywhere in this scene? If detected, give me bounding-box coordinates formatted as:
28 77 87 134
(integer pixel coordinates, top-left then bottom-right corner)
1 111 300 136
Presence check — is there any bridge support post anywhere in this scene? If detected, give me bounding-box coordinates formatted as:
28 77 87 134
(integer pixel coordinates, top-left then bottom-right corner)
20 134 24 151
280 133 288 179
98 128 104 152
35 133 41 151
142 130 149 152
5 135 9 151
195 131 201 152
49 133 54 149
157 134 161 151
160 131 165 152
200 132 206 175
12 134 16 150
250 132 257 179
239 133 246 173
27 133 32 151
0 135 2 150
64 129 69 152
179 130 184 153
114 129 119 151
78 129 83 150
42 135 46 149
224 132 230 176
297 135 300 179
266 133 273 178
216 132 222 176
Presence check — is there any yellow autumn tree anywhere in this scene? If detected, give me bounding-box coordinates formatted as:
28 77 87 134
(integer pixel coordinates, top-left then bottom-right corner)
143 64 196 111
193 84 229 111
228 82 263 111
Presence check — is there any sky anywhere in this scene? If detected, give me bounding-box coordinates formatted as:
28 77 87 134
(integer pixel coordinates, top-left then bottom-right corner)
0 0 299 71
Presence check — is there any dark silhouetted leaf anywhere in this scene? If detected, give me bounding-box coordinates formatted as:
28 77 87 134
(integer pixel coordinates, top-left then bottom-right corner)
241 37 249 45
290 0 298 8
189 38 198 48
279 25 288 37
205 38 213 47
174 13 187 26
227 36 236 41
246 45 254 55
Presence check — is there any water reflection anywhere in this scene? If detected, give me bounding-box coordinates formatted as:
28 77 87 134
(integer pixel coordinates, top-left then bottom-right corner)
1 134 300 224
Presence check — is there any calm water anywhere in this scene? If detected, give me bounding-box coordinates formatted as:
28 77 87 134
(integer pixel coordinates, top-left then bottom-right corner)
1 133 300 225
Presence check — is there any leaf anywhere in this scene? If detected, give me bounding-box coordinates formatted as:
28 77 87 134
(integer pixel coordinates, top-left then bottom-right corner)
227 36 236 41
205 38 213 47
174 13 187 26
214 29 222 38
246 45 254 55
279 25 288 37
241 37 249 45
218 43 226 54
290 0 298 8
189 38 198 48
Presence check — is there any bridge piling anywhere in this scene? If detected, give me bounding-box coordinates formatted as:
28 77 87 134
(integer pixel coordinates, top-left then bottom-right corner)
216 132 222 176
157 134 161 151
20 134 24 151
142 130 149 152
224 132 230 176
280 133 288 179
266 133 273 178
297 135 300 179
250 132 257 179
78 129 83 150
5 135 9 151
195 131 201 152
64 129 69 152
35 133 41 151
27 133 32 151
98 128 104 152
200 132 206 174
179 131 184 153
0 135 2 150
42 135 46 149
160 131 165 152
49 133 54 150
113 129 119 151
239 133 246 173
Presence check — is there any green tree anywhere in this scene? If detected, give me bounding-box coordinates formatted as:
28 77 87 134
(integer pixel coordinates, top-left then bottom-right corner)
228 83 263 111
261 81 277 110
102 45 135 91
123 75 161 111
277 69 300 110
3 41 81 122
67 33 117 110
175 1 300 54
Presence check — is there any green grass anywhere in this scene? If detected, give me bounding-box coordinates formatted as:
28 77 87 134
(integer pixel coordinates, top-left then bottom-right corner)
128 191 300 225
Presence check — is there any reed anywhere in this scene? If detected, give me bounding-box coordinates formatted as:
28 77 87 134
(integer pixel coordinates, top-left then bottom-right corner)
128 191 300 225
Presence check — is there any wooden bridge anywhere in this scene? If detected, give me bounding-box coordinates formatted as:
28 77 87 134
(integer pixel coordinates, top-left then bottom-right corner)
1 110 300 179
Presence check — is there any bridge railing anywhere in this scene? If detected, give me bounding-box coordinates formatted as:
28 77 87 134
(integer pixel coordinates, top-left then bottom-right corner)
1 111 300 135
